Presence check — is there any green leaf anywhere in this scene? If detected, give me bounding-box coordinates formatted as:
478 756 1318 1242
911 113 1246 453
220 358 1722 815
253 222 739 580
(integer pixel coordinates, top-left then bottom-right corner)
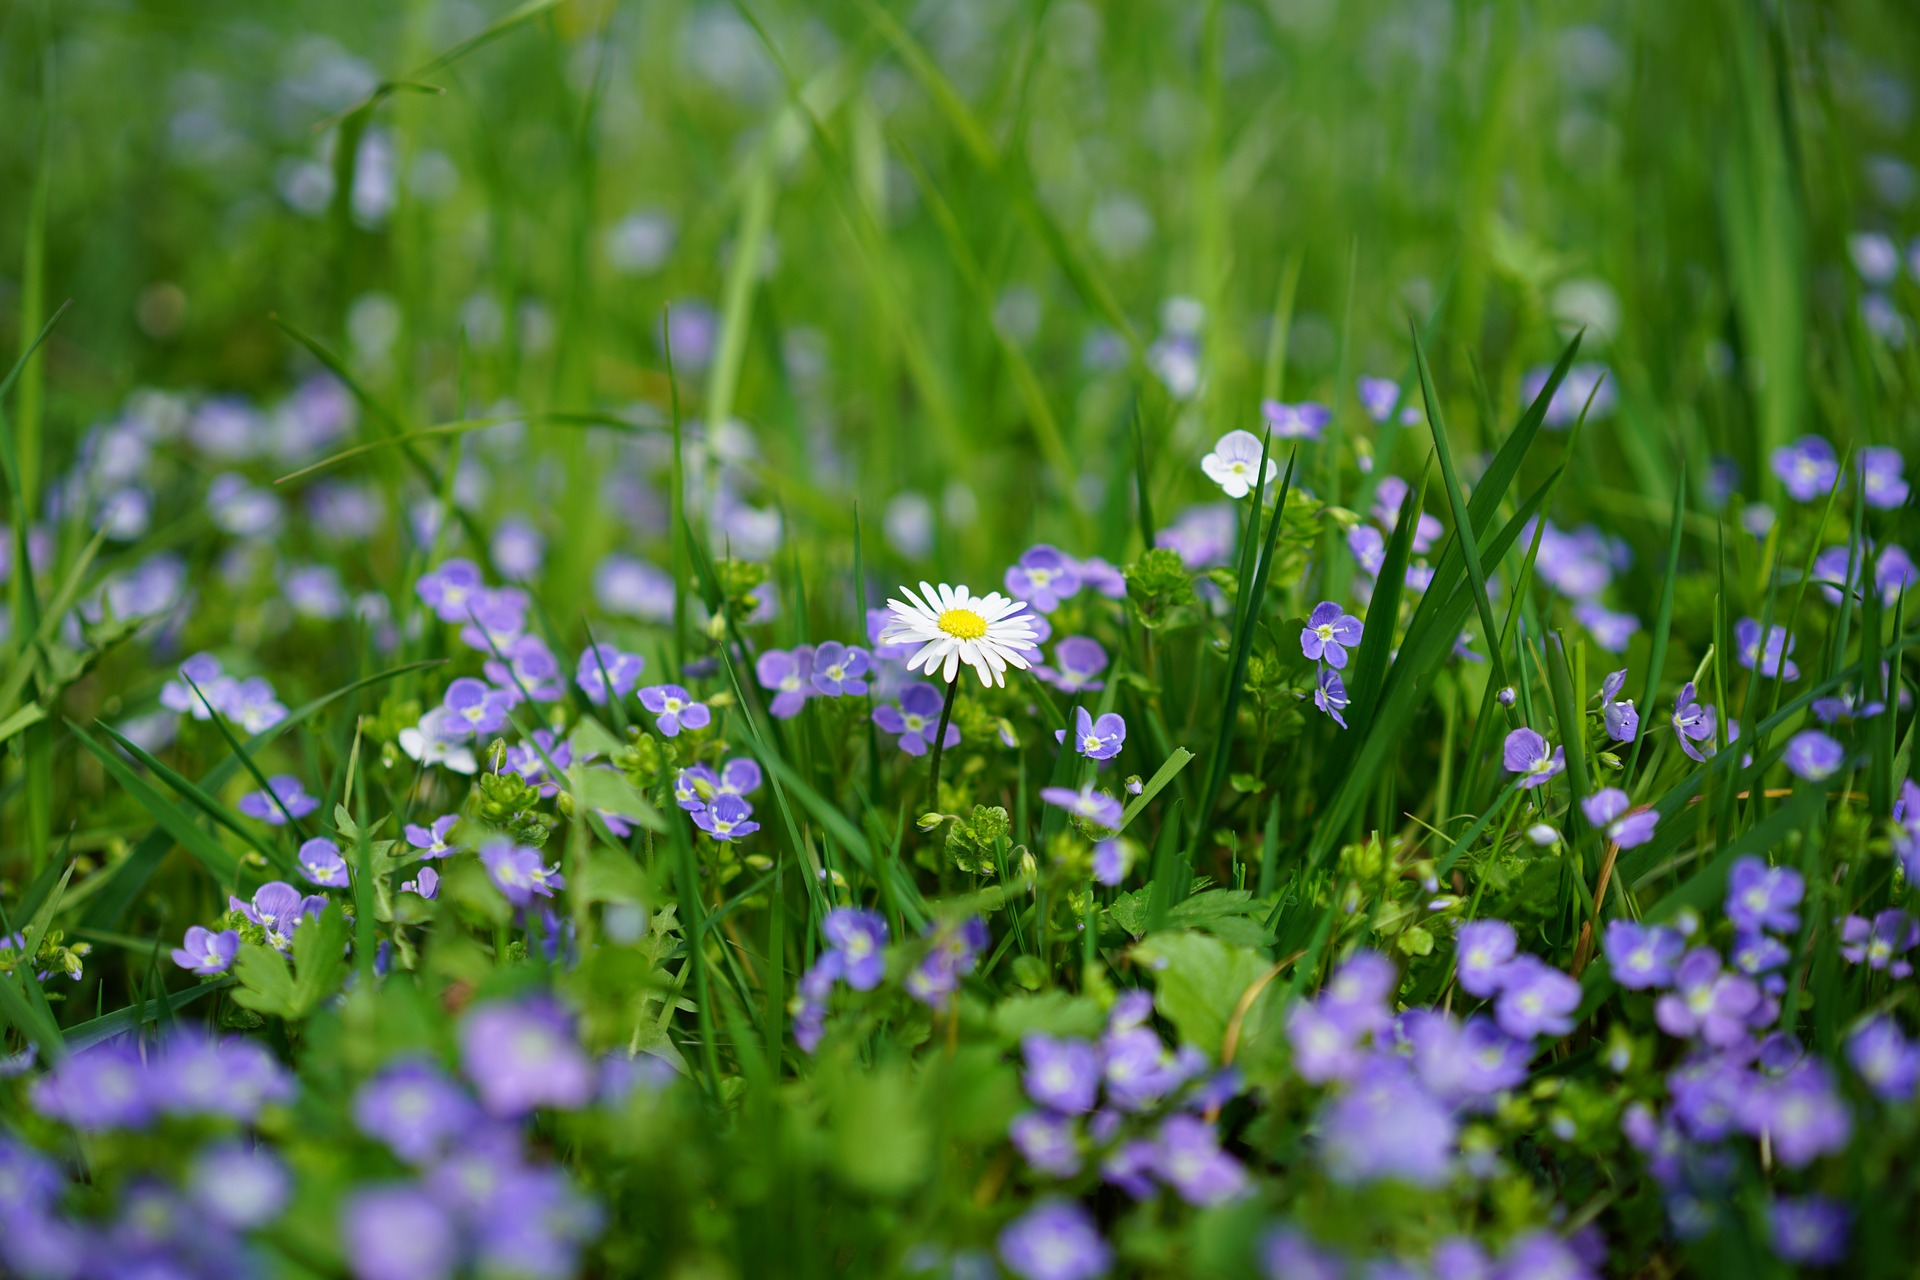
1131 930 1272 1056
572 767 667 832
230 906 351 1022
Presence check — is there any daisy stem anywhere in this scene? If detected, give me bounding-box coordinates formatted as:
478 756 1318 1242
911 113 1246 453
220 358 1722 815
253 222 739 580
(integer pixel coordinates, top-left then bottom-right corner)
926 678 961 814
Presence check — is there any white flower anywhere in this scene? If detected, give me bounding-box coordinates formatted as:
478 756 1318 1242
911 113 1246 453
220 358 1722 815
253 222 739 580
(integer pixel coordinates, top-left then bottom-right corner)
1200 430 1277 499
878 581 1040 688
398 708 478 775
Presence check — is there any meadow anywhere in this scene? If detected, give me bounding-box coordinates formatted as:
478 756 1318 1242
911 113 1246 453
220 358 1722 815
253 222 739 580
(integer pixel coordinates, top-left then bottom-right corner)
1 0 1919 1276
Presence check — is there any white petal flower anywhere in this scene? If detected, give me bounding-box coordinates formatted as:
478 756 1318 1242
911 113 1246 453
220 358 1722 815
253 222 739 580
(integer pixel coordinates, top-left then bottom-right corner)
399 709 478 775
1200 429 1276 499
877 581 1041 687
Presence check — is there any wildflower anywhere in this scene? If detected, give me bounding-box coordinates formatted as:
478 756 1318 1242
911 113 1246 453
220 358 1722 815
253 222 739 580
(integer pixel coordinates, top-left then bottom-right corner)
1151 1114 1248 1205
399 710 479 775
1770 436 1840 502
435 677 510 742
237 774 320 824
1599 668 1637 742
878 581 1041 687
1320 1055 1456 1186
1526 823 1560 846
159 652 229 719
692 795 760 842
716 757 762 796
171 925 240 975
1839 909 1918 976
416 557 486 623
458 585 530 653
1372 477 1443 552
672 765 718 811
1811 686 1886 724
1740 1061 1851 1168
1734 617 1799 681
594 554 675 622
1005 546 1083 613
1312 667 1350 729
1022 1034 1101 1114
1522 361 1615 426
1036 636 1110 694
1846 1016 1920 1101
1501 728 1564 788
1010 1111 1082 1177
1456 920 1516 998
1732 931 1791 993
756 646 815 718
1092 839 1126 886
1783 729 1843 782
403 867 440 899
997 1199 1111 1280
1726 856 1804 934
1403 1010 1530 1103
1056 706 1125 761
1603 920 1685 990
1076 556 1128 599
1261 399 1331 441
1300 601 1363 670
1357 375 1401 422
1573 602 1639 654
231 882 327 951
1039 783 1124 831
478 837 564 907
342 1184 460 1280
906 916 987 1006
873 682 960 756
577 644 645 706
1770 1195 1849 1266
809 641 870 696
1348 524 1386 576
404 814 460 858
459 996 595 1116
1580 788 1658 848
822 907 889 990
1812 541 1919 606
1861 445 1909 509
483 634 564 704
1670 683 1718 762
504 729 572 796
29 1043 155 1131
1655 949 1762 1048
1261 1229 1347 1280
189 1142 291 1230
1200 429 1278 498
1496 1231 1599 1280
1491 955 1580 1039
298 837 350 887
638 684 710 737
1157 503 1238 568
354 1060 480 1164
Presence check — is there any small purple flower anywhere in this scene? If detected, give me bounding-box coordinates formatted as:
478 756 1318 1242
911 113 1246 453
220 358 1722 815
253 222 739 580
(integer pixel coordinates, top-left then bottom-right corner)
1655 948 1762 1047
458 585 530 654
189 1141 291 1230
1599 668 1638 742
1261 1229 1347 1280
1573 602 1640 654
1491 955 1580 1039
1055 706 1125 761
577 644 645 706
298 837 350 887
1581 788 1658 849
1102 1138 1159 1198
1357 375 1401 423
1287 1001 1365 1084
1261 398 1332 441
1092 839 1125 886
1348 524 1386 576
1023 1034 1101 1114
416 557 486 623
1496 1232 1597 1280
1734 617 1799 682
1320 1055 1455 1186
459 996 595 1116
29 1043 155 1131
1300 601 1363 670
171 925 240 975
639 684 710 737
1010 1111 1082 1177
354 1059 480 1163
717 757 762 796
809 641 870 696
1783 729 1844 782
1037 636 1110 694
1040 783 1124 831
1726 856 1804 934
692 794 760 842
1005 545 1083 613
483 634 565 704
1671 682 1718 762
1151 1114 1247 1205
1839 909 1919 976
1075 556 1128 599
403 866 440 899
1603 920 1685 990
1313 666 1350 729
1770 436 1840 502
231 881 328 951
1502 728 1564 788
822 907 888 990
673 764 719 811
1522 361 1615 427
344 1184 460 1280
237 774 320 825
756 646 816 718
478 836 563 907
1770 1195 1849 1266
437 677 510 741
1861 445 1909 509
503 729 573 797
906 917 987 1006
1847 1016 1920 1102
1372 477 1443 553
873 682 959 756
1456 920 1517 998
998 1199 1111 1280
1404 1011 1530 1104
404 814 460 858
1740 1061 1851 1168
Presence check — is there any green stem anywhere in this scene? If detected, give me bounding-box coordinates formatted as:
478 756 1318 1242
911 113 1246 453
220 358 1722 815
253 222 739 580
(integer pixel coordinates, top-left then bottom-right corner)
925 678 960 814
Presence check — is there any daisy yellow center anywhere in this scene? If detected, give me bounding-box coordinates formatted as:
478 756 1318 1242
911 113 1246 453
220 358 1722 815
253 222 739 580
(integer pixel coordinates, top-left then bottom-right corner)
937 607 988 639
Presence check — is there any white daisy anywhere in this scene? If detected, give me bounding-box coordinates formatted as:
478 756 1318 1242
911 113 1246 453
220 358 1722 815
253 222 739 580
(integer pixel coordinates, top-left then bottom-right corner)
878 581 1041 688
1200 429 1277 499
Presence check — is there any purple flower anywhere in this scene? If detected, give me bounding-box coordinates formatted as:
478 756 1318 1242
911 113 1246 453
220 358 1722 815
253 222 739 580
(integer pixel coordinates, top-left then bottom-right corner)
1734 617 1799 682
809 641 870 696
436 677 510 741
1655 948 1762 1047
673 764 718 811
1372 477 1443 553
1812 541 1920 607
231 881 328 950
459 996 595 1116
756 646 816 718
691 794 760 842
1023 1034 1101 1114
1502 728 1564 788
577 644 645 706
1151 1114 1247 1205
1056 706 1125 761
237 774 320 825
354 1060 480 1163
1320 1055 1455 1186
1572 602 1640 654
1732 931 1790 991
483 634 564 704
1599 668 1637 742
491 516 545 580
30 1043 155 1131
415 557 486 623
1740 1061 1851 1168
822 907 888 990
873 682 959 756
1580 788 1658 849
1037 636 1110 694
1039 783 1124 831
1491 955 1580 1039
1358 376 1402 423
1287 1001 1366 1084
1313 666 1350 729
1092 839 1126 886
1157 502 1237 568
1495 1231 1597 1280
1839 909 1918 976
1300 601 1363 670
1861 446 1909 509
1099 1026 1186 1110
458 585 530 654
404 814 459 858
344 1184 460 1280
1404 1011 1530 1103
1005 545 1083 613
299 837 350 887
150 1033 294 1122
1770 1195 1849 1266
638 684 710 737
906 917 987 1006
1455 920 1517 998
1783 729 1844 782
403 866 440 899
503 729 573 797
1101 1138 1159 1198
189 1142 291 1230
1770 436 1840 502
1726 856 1804 934
1846 1016 1920 1101
1261 398 1332 441
998 1199 1111 1280
1261 1229 1348 1280
1076 556 1127 599
1348 524 1386 576
171 925 240 975
1201 430 1279 498
478 837 563 907
1603 920 1685 990
1671 682 1718 762
1522 361 1614 427
1010 1111 1082 1177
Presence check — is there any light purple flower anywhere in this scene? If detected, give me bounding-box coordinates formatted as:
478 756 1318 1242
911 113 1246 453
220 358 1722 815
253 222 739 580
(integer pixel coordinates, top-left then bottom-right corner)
1770 1195 1849 1266
1455 920 1516 999
1092 840 1125 886
231 881 328 951
343 1184 460 1280
188 1142 291 1230
1783 729 1843 782
1521 361 1614 427
458 585 530 654
906 917 987 1006
1312 666 1350 729
1010 1111 1081 1177
1671 683 1718 762
404 814 459 858
1502 728 1564 788
1573 602 1640 654
1491 955 1580 1039
299 837 350 887
692 795 760 842
459 996 595 1116
1861 446 1909 509
1300 601 1363 669
354 1060 480 1163
1151 1114 1247 1205
639 684 710 737
29 1043 155 1131
237 774 320 825
1847 1016 1920 1102
1603 920 1685 990
478 837 563 907
577 644 645 706
1357 376 1401 423
1770 436 1840 502
1656 948 1762 1047
1056 706 1125 761
1348 524 1386 576
1581 788 1658 848
1734 617 1799 682
756 646 816 718
172 925 240 975
998 1199 1110 1280
436 677 510 741
1320 1055 1455 1186
503 729 573 797
1740 1061 1851 1168
1023 1034 1101 1114
1839 909 1918 976
483 634 565 704
1372 477 1443 553
809 641 870 696
1261 399 1332 441
1006 546 1083 613
1726 856 1804 934
1037 636 1110 694
416 558 486 623
822 907 888 990
873 682 959 756
1261 1228 1347 1280
1075 556 1127 599
1039 783 1124 831
1403 1011 1530 1104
